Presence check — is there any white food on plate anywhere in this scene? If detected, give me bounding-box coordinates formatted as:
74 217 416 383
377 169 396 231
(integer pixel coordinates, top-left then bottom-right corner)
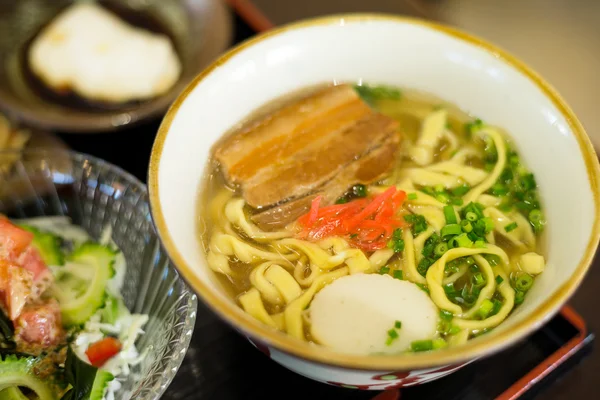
309 273 439 355
28 2 181 103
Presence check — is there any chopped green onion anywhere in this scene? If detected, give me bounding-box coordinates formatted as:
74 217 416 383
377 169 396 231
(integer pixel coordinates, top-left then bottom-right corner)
439 310 453 321
443 205 458 225
449 325 461 335
491 299 503 316
444 283 457 295
335 197 348 204
434 243 448 256
465 257 475 265
418 258 435 277
478 299 494 318
379 266 390 275
452 184 471 197
529 209 545 233
387 329 399 339
393 270 403 280
387 229 405 253
462 202 485 220
515 290 525 305
495 275 504 285
395 321 402 329
451 198 464 206
441 224 461 237
515 273 534 291
434 184 445 193
474 240 486 248
411 339 434 352
408 193 418 200
404 214 428 236
352 184 368 198
432 338 447 349
465 211 478 222
481 217 495 233
472 272 485 287
350 233 358 239
450 233 473 248
504 222 518 232
436 193 450 204
460 220 473 233
491 183 509 196
438 319 451 333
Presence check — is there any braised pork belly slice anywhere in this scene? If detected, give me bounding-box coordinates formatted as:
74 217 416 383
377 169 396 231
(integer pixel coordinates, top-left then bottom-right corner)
215 84 367 183
242 112 399 208
252 132 401 231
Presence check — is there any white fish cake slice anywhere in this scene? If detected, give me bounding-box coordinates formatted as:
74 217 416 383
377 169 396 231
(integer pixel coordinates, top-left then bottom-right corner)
28 3 181 103
309 273 439 355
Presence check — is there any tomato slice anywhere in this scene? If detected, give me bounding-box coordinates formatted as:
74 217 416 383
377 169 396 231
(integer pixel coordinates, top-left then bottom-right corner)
85 337 122 367
0 220 34 259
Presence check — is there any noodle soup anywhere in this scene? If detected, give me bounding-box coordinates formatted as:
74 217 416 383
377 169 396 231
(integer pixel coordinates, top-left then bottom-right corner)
198 83 546 355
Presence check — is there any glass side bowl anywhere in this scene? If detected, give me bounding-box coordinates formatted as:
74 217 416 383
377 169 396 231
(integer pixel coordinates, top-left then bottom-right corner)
0 149 197 400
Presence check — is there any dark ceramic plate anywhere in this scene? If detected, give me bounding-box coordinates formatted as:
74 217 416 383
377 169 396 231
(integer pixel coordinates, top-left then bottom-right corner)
0 0 232 133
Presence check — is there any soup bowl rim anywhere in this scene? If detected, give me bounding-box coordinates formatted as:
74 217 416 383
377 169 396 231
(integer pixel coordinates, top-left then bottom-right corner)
148 13 600 371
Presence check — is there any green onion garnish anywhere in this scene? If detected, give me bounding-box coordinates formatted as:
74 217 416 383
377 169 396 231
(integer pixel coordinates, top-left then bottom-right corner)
472 272 485 287
449 325 461 335
441 224 461 237
436 192 450 204
452 184 471 197
478 299 494 319
404 214 428 236
393 270 403 280
395 321 402 329
504 222 518 232
465 211 478 222
432 338 447 349
439 310 453 321
515 290 525 305
408 193 418 200
379 266 390 275
410 339 434 352
491 299 503 316
449 233 473 248
495 275 504 285
443 205 457 225
387 229 405 253
460 220 473 233
481 217 495 233
515 273 534 291
474 240 486 248
434 243 448 256
352 184 368 198
387 329 399 339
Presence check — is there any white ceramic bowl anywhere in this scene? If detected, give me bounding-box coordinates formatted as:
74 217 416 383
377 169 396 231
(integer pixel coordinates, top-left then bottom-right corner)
148 14 600 389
